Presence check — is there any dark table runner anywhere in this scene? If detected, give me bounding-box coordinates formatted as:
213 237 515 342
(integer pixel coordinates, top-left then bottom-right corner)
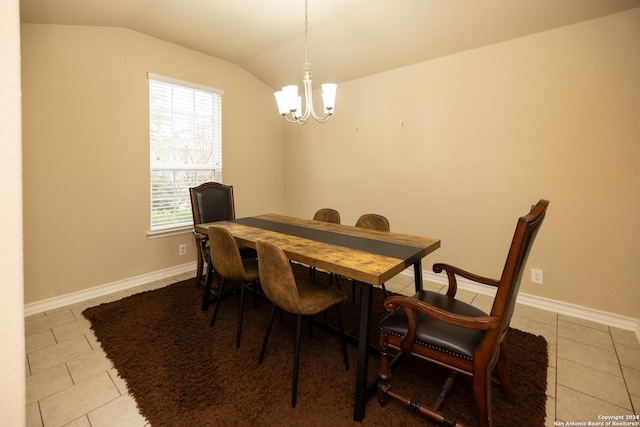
233 217 423 266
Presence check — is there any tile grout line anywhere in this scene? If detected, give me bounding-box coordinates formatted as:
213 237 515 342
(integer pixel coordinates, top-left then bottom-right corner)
610 326 637 415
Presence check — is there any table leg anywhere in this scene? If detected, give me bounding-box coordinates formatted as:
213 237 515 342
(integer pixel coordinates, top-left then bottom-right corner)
413 259 424 293
353 281 373 422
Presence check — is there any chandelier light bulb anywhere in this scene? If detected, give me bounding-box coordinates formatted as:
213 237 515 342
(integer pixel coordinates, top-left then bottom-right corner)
274 0 337 124
321 83 337 113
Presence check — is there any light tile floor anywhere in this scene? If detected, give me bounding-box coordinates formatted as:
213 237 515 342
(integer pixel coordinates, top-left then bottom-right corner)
25 271 639 426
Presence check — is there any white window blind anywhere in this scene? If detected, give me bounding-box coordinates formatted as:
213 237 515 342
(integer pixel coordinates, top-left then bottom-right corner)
148 73 223 231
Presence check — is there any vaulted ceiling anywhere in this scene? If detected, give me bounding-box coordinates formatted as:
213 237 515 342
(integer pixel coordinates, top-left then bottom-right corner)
20 0 640 90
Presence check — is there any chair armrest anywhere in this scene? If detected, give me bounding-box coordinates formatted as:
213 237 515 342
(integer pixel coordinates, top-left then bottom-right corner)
432 263 499 297
192 229 208 241
384 295 500 331
383 295 499 353
192 230 209 260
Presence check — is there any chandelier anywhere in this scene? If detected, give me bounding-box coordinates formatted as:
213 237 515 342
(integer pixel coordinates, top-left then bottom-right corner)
274 0 337 124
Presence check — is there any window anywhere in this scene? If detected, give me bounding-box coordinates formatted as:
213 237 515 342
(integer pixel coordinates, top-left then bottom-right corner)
148 73 223 232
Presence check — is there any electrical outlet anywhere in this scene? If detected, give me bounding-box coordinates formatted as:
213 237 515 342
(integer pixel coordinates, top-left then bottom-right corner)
178 244 187 256
531 268 543 284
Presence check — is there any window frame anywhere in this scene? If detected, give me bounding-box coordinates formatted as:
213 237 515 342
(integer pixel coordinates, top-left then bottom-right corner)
147 73 224 237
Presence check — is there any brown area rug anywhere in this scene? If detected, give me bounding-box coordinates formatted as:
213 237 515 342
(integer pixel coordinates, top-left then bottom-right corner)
83 265 548 426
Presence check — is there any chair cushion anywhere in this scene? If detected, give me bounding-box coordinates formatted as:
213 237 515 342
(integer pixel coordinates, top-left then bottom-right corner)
379 290 488 360
295 277 348 316
241 258 260 282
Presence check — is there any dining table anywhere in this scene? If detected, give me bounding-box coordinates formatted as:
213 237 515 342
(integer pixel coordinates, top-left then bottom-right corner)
195 213 440 422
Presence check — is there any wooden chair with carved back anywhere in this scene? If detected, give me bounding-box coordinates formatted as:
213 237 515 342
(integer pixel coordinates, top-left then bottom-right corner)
377 200 549 427
189 182 256 311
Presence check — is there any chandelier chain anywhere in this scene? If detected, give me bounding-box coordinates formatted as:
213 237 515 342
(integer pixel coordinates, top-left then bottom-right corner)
304 0 310 72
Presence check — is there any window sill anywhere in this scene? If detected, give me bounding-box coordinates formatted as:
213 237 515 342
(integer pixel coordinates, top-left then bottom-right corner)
147 225 193 239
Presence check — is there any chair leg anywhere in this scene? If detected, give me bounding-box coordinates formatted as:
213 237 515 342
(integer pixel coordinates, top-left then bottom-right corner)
210 278 226 327
195 248 204 289
329 273 342 290
335 305 349 371
236 281 246 349
381 283 388 299
434 371 457 411
377 333 391 405
292 314 303 408
259 304 277 364
473 364 493 427
496 341 513 402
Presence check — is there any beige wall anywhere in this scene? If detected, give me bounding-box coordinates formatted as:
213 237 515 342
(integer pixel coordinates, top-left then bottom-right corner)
284 9 640 319
1 0 26 424
21 10 639 322
21 24 285 304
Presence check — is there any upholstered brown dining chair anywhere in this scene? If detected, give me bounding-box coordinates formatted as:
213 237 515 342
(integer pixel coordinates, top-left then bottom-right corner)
207 225 260 349
377 200 549 427
256 239 349 408
310 208 341 283
353 213 391 302
312 208 341 224
189 182 256 311
355 213 389 231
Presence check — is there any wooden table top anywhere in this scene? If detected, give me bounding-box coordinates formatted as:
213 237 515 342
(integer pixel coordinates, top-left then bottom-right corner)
196 213 440 286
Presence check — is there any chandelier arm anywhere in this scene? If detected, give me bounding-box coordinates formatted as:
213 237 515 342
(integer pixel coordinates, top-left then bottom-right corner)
283 114 308 124
274 0 336 124
304 73 331 122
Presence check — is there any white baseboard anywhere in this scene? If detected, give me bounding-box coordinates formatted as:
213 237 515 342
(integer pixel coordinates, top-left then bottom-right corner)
25 263 640 344
419 271 640 343
24 262 198 317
